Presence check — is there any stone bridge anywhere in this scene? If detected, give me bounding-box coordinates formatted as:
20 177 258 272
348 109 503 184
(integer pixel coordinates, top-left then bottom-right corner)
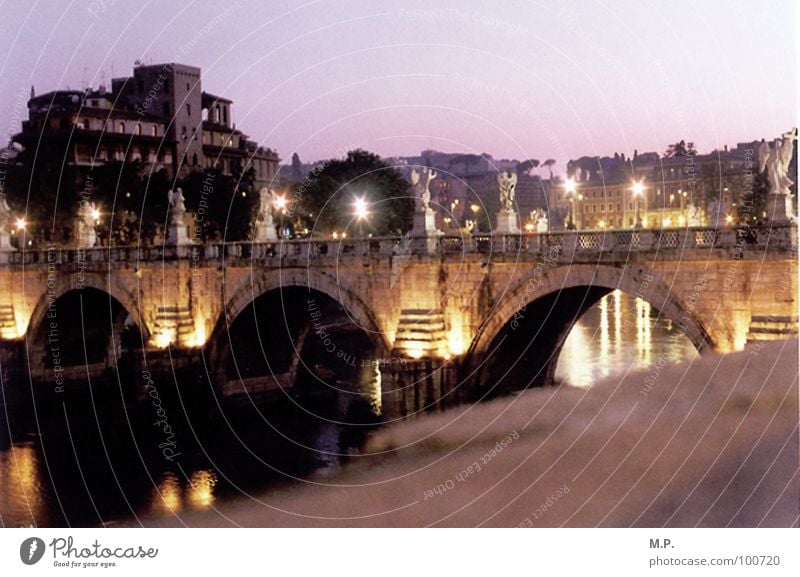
0 225 796 417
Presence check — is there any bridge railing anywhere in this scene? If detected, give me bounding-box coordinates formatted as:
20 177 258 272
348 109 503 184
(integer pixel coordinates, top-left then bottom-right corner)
0 225 794 265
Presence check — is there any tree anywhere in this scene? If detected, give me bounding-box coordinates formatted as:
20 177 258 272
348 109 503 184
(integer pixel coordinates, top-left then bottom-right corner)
542 159 556 181
517 159 540 175
290 152 303 181
180 168 256 241
297 149 413 236
664 140 697 158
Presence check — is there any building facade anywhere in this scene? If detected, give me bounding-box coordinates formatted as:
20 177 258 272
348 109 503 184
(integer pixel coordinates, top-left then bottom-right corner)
13 62 279 190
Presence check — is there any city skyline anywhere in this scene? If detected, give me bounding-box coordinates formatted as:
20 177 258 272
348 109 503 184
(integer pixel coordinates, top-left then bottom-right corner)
1 0 796 167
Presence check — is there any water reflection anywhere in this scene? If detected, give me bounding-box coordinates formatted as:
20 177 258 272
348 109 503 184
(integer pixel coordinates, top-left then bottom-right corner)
555 290 698 388
0 444 46 526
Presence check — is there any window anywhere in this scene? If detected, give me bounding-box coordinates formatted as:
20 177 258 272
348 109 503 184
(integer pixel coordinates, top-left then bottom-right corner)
163 79 170 92
222 107 227 125
135 123 142 135
151 125 158 137
181 126 187 140
117 122 125 133
186 82 190 91
162 102 170 116
186 103 191 116
192 153 198 166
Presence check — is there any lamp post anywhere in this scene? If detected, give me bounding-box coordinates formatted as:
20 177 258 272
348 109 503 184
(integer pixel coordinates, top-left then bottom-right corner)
274 194 287 238
565 178 577 230
632 181 645 228
354 196 368 237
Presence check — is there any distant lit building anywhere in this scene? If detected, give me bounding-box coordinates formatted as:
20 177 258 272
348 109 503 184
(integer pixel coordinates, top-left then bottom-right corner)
549 145 760 230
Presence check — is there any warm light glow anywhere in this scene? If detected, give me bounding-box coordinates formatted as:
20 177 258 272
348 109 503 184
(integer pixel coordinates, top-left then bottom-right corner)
725 214 734 224
597 219 606 229
447 323 466 356
470 203 480 214
354 197 368 221
663 217 672 227
187 470 217 509
90 208 101 221
631 181 645 196
274 194 287 212
332 231 339 239
15 218 26 231
154 473 182 513
406 341 425 359
678 215 686 226
564 178 577 194
186 319 208 347
524 222 535 232
152 328 175 349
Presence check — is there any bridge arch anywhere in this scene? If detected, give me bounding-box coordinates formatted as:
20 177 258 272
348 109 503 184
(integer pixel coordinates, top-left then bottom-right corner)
26 272 147 343
207 268 390 392
215 268 389 354
466 264 714 394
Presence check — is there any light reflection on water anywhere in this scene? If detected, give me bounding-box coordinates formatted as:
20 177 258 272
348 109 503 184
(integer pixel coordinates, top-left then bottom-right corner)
555 290 698 388
0 293 698 526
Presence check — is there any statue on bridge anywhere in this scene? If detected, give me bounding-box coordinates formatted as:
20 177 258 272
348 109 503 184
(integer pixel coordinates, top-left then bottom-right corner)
758 129 798 223
686 202 703 227
166 188 191 246
497 171 517 212
495 171 520 234
0 194 15 252
411 167 436 213
254 187 278 241
75 200 99 248
168 188 187 222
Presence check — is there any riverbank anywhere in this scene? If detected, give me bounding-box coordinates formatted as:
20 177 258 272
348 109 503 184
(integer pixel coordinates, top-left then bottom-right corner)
129 339 798 527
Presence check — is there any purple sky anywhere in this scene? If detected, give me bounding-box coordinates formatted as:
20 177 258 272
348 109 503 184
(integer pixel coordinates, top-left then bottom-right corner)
0 0 796 169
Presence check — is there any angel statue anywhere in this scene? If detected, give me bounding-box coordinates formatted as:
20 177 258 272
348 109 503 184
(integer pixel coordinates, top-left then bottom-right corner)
411 167 437 212
0 195 12 232
758 129 798 196
168 187 187 222
257 187 276 222
497 171 517 211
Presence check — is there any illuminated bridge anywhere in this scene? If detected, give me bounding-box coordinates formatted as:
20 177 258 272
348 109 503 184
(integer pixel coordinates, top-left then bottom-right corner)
0 225 796 417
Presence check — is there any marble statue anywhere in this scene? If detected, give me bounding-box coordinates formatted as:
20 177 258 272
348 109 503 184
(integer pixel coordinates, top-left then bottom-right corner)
411 167 436 213
75 200 98 248
254 187 278 241
498 171 517 211
686 202 703 227
536 211 549 233
168 187 187 221
257 187 276 222
0 195 11 231
0 194 14 251
758 129 797 196
166 188 190 246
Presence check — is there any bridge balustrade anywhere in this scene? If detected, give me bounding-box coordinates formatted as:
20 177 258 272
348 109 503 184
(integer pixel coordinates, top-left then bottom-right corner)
0 225 794 266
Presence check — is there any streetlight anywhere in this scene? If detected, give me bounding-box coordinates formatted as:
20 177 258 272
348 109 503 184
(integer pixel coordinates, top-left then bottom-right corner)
90 207 101 224
632 180 645 228
564 178 577 230
15 218 26 232
274 193 288 238
353 196 368 237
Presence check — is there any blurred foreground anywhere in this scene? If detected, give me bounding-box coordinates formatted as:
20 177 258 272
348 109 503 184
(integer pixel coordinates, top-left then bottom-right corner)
129 339 798 527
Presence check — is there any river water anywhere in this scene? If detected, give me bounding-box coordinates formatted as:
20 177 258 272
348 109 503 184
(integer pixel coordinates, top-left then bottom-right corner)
0 290 697 527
